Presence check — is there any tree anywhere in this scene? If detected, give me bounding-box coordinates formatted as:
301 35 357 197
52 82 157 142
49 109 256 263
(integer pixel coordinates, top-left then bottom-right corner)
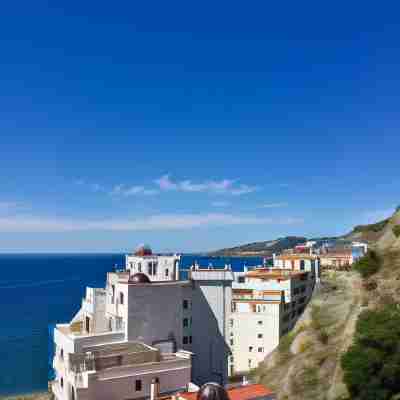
341 305 400 399
392 225 400 238
353 250 381 278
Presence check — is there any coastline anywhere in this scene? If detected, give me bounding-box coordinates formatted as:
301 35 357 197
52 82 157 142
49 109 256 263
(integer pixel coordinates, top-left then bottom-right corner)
0 392 51 400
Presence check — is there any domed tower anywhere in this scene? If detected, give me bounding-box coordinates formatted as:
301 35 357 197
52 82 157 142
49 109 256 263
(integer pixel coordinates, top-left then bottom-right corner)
197 383 230 400
128 273 151 284
134 244 153 257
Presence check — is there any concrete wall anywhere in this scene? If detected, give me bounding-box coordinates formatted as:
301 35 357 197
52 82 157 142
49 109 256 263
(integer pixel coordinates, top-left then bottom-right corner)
190 279 231 385
125 283 191 349
86 364 191 400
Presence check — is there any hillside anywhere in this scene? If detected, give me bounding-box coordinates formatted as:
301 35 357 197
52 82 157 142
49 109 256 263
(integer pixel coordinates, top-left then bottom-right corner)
209 236 307 256
250 271 363 400
249 208 400 400
212 207 400 257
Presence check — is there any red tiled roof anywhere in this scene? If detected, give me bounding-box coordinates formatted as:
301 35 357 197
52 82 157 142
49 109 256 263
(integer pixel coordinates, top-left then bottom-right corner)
179 384 273 400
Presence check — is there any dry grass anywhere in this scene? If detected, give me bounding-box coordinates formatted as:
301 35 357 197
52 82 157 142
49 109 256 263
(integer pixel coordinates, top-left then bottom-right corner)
252 271 363 400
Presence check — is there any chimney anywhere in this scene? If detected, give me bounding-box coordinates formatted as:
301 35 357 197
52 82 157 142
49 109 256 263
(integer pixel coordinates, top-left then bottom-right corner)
151 378 160 400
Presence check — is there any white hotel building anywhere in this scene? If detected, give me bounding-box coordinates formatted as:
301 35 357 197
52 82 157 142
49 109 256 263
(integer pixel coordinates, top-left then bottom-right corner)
51 246 319 400
52 246 233 400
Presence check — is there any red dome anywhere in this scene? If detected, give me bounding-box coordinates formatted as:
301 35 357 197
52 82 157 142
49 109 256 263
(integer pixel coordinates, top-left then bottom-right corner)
134 244 152 256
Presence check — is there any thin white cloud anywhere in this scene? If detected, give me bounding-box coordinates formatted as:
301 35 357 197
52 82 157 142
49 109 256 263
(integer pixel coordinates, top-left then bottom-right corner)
0 213 303 233
261 202 288 208
155 174 258 195
110 184 158 196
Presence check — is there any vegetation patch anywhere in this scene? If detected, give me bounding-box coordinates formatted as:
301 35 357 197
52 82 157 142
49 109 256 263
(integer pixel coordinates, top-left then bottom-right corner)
341 304 400 400
392 224 400 238
353 250 381 278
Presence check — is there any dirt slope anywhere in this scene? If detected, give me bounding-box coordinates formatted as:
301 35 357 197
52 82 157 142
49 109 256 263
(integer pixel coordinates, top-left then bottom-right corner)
251 272 362 400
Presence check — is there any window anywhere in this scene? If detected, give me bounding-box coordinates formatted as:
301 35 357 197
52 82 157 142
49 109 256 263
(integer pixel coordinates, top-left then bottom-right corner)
230 339 234 346
230 356 234 362
257 334 263 339
183 336 189 344
229 319 234 327
138 262 142 272
257 320 263 325
230 332 234 337
71 386 75 400
189 336 192 344
249 346 253 352
60 377 64 388
119 292 124 305
258 347 264 353
135 379 142 391
165 268 169 277
147 263 152 275
183 318 189 328
300 260 305 271
183 299 189 309
248 359 252 368
238 276 245 283
60 348 64 359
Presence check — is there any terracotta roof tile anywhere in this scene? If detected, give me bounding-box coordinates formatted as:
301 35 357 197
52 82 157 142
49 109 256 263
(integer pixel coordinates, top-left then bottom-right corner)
179 384 273 400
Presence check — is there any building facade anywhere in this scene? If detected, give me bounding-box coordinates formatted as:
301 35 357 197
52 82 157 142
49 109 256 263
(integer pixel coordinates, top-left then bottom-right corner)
51 259 234 400
228 255 319 375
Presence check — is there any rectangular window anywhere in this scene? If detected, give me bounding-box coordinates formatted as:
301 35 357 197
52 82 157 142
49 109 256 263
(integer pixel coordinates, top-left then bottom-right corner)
119 292 124 305
183 318 189 328
183 300 189 309
183 336 189 344
165 268 169 277
258 320 263 325
189 336 192 344
229 319 234 327
258 347 264 353
248 359 252 368
230 339 234 346
135 380 142 391
147 263 152 275
249 346 253 352
257 334 263 339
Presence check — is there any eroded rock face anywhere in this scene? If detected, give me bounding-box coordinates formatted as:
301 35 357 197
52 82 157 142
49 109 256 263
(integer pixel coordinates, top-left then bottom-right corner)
290 331 310 355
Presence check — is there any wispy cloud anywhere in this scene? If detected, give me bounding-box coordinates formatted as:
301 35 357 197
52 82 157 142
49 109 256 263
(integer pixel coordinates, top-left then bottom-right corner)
155 175 258 195
110 184 159 196
261 202 288 208
74 179 105 193
0 213 303 232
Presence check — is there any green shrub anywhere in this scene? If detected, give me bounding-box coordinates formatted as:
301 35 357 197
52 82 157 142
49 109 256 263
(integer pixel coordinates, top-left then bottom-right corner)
392 225 400 238
353 250 381 278
341 304 400 400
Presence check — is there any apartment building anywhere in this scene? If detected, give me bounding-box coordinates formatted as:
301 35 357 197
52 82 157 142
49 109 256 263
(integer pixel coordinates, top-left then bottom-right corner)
228 255 319 375
52 264 234 400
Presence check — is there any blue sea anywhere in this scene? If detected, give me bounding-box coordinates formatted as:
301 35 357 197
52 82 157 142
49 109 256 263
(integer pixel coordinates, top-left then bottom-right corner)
0 253 262 396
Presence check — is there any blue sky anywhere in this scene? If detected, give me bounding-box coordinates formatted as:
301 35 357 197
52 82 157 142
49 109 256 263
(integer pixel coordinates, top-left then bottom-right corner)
1 1 400 252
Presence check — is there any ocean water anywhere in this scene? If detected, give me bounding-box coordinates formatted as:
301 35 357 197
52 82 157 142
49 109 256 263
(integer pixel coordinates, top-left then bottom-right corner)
0 253 262 396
